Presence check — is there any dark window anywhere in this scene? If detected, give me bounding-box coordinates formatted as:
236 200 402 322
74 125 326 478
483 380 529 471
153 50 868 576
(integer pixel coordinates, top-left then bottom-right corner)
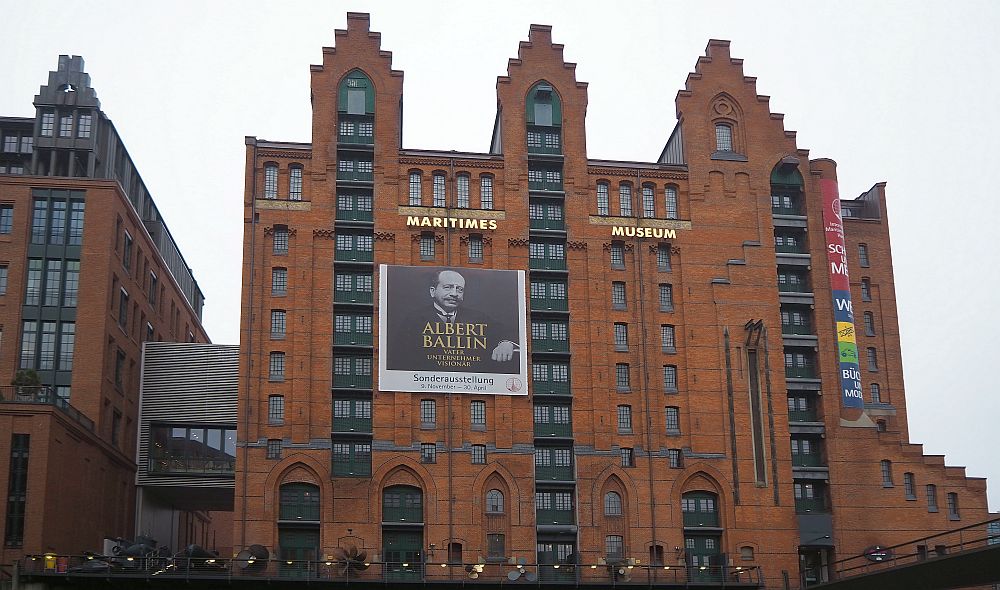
611 282 626 308
881 459 893 487
118 288 129 329
604 492 622 515
421 443 437 463
468 234 483 262
40 112 54 137
420 232 435 260
0 204 12 234
904 473 916 500
867 348 878 371
859 244 870 267
115 349 126 390
77 114 92 138
663 365 678 392
657 243 672 271
668 448 683 468
661 325 676 351
267 439 282 459
149 272 158 304
271 310 286 338
486 489 504 513
269 395 285 424
419 399 436 427
870 383 882 403
641 184 655 218
272 267 288 294
606 535 624 559
471 444 486 464
665 406 680 433
273 226 289 254
269 352 285 381
617 405 632 432
861 278 872 301
280 483 320 520
408 172 422 205
947 493 960 520
123 231 133 271
433 173 446 207
63 261 80 306
614 323 628 351
58 323 75 370
4 434 30 547
618 183 632 216
615 363 630 391
471 400 486 427
111 410 122 446
457 175 470 208
480 175 494 210
864 311 875 336
487 534 505 559
665 185 679 219
43 260 62 306
619 448 634 468
610 241 624 268
0 265 7 295
332 441 372 476
659 284 674 311
926 485 938 512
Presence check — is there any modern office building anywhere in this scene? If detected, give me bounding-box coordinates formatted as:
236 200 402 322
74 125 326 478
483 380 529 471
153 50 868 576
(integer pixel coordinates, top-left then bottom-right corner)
0 56 211 563
234 13 990 586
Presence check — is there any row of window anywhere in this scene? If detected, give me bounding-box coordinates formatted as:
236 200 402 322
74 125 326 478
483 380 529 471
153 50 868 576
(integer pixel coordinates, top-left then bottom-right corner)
408 172 495 210
596 182 679 219
18 320 75 371
263 163 304 200
39 110 93 139
784 348 881 374
880 461 961 519
2 134 33 154
30 197 85 246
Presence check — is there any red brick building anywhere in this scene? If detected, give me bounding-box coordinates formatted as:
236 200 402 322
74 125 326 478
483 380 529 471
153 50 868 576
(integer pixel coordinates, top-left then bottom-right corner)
0 56 211 564
236 14 991 586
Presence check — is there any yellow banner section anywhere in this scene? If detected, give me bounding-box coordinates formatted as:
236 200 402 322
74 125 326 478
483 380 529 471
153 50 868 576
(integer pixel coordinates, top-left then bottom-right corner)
836 322 855 343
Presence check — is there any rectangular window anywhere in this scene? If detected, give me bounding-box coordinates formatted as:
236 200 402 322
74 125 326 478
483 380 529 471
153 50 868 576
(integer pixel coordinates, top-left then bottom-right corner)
20 136 33 154
420 232 435 260
715 124 733 152
115 349 126 390
269 352 286 381
665 186 678 219
471 400 486 427
41 112 55 136
420 399 436 427
25 259 43 305
661 325 676 351
19 321 37 369
118 288 129 329
904 472 916 500
859 244 870 267
264 165 278 199
480 176 494 209
409 172 422 205
268 395 285 424
273 227 289 254
43 260 62 306
289 167 303 200
68 201 84 245
926 484 938 512
870 383 882 404
77 113 92 138
272 267 288 294
864 312 875 336
457 175 470 208
123 231 133 271
668 448 683 468
861 278 872 301
267 439 282 459
49 200 66 245
4 434 30 547
657 244 672 271
31 200 47 244
421 443 437 463
471 444 486 464
881 460 893 487
947 493 960 520
468 234 483 262
597 183 609 216
488 534 505 559
867 347 879 371
433 173 446 207
610 242 624 268
617 405 632 433
58 323 75 370
614 323 628 351
620 448 634 468
38 322 56 370
0 265 7 295
111 410 122 446
271 310 286 338
3 135 17 153
611 281 626 308
663 365 678 392
0 204 12 234
615 363 630 391
665 406 680 432
65 261 82 306
619 184 632 216
641 185 655 217
606 535 624 559
59 114 73 137
659 284 674 311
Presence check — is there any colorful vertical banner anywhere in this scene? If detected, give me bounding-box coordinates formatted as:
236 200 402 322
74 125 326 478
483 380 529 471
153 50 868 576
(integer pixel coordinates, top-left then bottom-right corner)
820 178 865 409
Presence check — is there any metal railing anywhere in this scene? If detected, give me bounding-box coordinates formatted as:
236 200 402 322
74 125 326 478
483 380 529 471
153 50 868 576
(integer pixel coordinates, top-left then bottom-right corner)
148 455 235 475
788 408 819 422
534 422 573 438
0 385 94 431
531 296 569 312
332 416 372 433
831 516 1000 581
533 379 571 396
17 554 765 586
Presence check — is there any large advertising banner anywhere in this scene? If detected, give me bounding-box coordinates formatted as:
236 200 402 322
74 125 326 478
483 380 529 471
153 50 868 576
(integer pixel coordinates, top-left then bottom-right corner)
378 265 528 395
819 178 865 410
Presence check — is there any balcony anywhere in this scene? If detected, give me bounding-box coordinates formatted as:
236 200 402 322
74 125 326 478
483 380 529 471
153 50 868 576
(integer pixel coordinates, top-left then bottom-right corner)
534 421 573 438
532 336 570 353
536 509 574 525
535 464 574 482
332 457 371 477
337 168 374 183
332 416 372 433
336 206 373 222
785 365 817 379
533 378 571 396
531 295 568 312
333 372 372 390
795 497 829 514
383 505 422 524
529 257 567 271
789 408 818 422
334 330 373 347
781 323 813 336
528 178 563 193
778 277 810 294
0 385 94 431
530 216 565 231
792 453 825 468
775 243 806 254
335 248 374 263
682 511 720 528
149 454 235 475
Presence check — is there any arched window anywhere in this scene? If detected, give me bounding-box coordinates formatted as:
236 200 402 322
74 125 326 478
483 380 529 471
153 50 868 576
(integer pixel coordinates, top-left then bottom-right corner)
338 70 374 115
526 81 562 155
604 491 622 516
432 172 446 207
456 174 470 208
665 185 678 219
486 489 504 513
641 184 655 218
480 175 494 210
289 165 303 200
596 182 610 216
618 183 632 216
715 123 733 152
264 163 278 199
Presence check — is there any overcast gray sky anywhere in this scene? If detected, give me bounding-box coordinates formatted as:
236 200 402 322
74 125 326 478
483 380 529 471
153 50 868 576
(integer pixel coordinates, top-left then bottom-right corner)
2 0 997 511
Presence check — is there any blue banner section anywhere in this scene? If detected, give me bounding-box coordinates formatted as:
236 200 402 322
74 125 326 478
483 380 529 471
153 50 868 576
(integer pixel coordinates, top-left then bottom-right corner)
840 361 865 408
831 288 863 408
832 289 854 323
